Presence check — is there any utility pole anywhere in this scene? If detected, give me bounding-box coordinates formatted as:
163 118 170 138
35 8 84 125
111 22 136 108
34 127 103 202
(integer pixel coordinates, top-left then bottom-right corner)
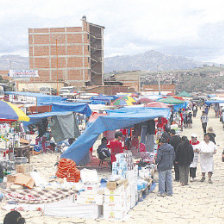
56 39 59 95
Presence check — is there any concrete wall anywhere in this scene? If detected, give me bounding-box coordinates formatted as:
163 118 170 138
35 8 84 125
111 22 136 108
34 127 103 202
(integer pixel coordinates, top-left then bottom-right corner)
85 85 135 95
16 81 65 92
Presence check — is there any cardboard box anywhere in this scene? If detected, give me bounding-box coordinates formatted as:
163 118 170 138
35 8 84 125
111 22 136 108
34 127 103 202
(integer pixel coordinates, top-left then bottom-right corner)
7 174 18 183
104 195 125 204
107 179 128 191
76 193 103 205
14 173 35 189
103 208 126 219
104 185 125 196
16 164 33 174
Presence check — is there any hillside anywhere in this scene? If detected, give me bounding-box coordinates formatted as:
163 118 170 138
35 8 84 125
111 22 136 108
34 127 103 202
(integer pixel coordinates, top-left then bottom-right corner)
0 51 204 74
0 55 29 70
104 50 202 73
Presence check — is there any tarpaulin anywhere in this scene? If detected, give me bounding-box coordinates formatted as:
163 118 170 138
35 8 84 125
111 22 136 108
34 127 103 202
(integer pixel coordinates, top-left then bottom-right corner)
52 102 92 117
172 102 188 112
24 111 73 126
90 95 118 102
205 100 224 105
50 113 80 143
61 107 170 165
5 91 63 106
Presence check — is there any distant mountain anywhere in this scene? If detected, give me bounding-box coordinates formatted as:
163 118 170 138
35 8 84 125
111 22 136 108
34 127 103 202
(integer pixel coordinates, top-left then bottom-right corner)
0 55 29 70
104 50 202 73
0 51 202 73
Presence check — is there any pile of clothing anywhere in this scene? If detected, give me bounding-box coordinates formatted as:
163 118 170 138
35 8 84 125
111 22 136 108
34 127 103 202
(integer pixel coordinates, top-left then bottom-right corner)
56 158 80 182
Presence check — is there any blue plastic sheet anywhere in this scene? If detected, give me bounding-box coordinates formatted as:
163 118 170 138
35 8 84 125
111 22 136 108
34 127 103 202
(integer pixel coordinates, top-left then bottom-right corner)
61 107 170 164
205 100 224 105
24 111 73 126
51 102 92 117
172 102 187 112
90 95 118 102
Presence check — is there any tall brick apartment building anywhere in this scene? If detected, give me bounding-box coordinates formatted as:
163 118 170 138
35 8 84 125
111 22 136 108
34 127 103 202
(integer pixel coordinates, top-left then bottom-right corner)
28 16 104 86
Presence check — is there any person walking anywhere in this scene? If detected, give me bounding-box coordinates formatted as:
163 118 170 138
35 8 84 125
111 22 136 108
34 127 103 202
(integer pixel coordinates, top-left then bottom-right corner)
169 129 182 182
201 111 208 134
192 104 198 117
156 137 175 197
207 127 216 144
199 133 217 184
189 134 200 182
176 136 194 186
187 112 193 128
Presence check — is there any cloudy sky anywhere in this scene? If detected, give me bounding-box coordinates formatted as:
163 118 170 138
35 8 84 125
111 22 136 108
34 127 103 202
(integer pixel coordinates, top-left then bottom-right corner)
1 0 224 63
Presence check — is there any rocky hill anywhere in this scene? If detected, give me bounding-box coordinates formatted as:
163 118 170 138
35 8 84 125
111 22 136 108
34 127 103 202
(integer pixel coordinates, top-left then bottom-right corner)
104 50 202 73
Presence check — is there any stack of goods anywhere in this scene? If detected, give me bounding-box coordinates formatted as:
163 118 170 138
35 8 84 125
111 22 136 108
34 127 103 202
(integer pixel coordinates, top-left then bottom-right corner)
56 158 80 183
104 166 138 219
126 167 138 208
112 152 134 178
103 185 128 219
73 169 102 219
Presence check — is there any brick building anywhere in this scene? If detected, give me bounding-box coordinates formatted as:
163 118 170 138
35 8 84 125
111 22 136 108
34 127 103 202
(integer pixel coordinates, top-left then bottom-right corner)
28 16 104 86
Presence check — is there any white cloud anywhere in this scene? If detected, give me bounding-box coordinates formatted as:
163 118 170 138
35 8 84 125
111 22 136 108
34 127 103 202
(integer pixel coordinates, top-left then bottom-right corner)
0 0 224 62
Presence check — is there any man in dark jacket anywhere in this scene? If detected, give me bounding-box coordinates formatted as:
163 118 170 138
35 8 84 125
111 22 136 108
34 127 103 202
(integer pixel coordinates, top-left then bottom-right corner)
156 137 175 197
97 137 111 160
176 136 194 186
169 129 182 181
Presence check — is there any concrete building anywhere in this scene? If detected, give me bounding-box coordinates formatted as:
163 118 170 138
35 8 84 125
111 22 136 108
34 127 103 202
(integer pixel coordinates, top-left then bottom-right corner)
28 16 104 86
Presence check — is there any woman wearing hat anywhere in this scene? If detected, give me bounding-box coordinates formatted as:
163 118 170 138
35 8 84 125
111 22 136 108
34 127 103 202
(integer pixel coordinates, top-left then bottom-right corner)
207 127 216 144
189 134 200 182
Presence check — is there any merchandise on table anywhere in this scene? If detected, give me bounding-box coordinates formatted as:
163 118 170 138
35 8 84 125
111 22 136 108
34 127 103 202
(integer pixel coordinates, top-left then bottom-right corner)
112 152 134 178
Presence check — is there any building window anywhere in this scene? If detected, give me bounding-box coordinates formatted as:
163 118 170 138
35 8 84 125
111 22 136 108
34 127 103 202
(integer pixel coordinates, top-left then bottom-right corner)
88 57 90 63
88 46 90 52
88 34 90 39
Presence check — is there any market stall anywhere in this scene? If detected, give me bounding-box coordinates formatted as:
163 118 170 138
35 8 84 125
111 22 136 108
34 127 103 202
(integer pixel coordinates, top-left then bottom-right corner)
0 105 166 220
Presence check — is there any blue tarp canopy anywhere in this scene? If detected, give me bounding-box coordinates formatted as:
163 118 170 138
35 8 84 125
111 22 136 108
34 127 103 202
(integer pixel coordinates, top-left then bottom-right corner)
172 102 188 112
90 95 118 102
205 100 224 105
24 103 92 126
5 91 63 106
61 107 170 164
24 111 73 126
52 102 92 117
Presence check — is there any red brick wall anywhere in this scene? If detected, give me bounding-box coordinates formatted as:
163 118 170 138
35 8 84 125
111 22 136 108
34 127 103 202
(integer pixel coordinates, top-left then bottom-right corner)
0 70 10 80
28 21 102 85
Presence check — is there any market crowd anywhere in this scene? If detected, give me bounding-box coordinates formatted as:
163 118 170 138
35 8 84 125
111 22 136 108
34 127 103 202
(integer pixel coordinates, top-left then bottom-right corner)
155 104 217 197
96 103 218 198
